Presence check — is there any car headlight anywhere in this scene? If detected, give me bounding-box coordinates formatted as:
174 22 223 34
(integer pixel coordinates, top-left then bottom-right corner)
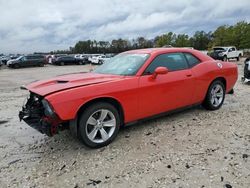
42 99 55 116
218 53 223 56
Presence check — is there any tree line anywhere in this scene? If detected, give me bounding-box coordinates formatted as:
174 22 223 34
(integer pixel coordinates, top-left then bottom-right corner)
53 21 250 54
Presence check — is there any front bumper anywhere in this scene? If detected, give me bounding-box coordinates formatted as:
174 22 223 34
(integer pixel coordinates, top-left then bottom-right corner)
19 93 61 136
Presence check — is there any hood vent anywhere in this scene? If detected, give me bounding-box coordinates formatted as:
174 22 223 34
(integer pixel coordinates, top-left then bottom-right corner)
56 80 69 84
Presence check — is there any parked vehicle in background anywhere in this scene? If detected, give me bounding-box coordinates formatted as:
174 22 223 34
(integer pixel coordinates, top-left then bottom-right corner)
50 54 65 64
91 55 107 65
242 57 250 82
0 56 10 65
19 48 238 148
88 54 102 64
91 54 115 65
7 55 45 68
53 56 85 66
209 46 243 61
75 54 89 63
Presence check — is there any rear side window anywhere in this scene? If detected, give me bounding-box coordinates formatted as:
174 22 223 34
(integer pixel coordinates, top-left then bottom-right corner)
144 53 188 74
184 53 200 67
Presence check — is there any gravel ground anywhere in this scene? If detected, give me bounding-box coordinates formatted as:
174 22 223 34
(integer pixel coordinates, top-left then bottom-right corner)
0 61 249 188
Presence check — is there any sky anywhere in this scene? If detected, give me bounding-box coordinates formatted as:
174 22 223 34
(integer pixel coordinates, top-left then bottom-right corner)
0 0 249 54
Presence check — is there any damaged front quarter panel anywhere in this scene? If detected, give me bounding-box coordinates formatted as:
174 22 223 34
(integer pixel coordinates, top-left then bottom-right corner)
19 92 63 136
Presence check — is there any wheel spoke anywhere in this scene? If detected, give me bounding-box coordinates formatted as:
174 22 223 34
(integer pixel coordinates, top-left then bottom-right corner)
99 128 109 141
216 93 223 98
88 127 98 140
214 85 220 93
211 88 216 95
99 110 108 121
214 97 219 105
87 116 97 126
103 119 116 127
211 97 215 104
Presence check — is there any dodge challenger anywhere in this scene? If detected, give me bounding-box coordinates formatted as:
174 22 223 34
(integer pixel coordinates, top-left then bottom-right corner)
19 48 238 148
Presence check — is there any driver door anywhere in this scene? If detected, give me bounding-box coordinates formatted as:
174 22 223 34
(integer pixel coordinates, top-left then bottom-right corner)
138 53 195 118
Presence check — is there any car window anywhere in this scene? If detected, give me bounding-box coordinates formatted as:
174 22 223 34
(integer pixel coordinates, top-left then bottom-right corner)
144 53 188 74
232 48 235 51
26 56 33 60
21 57 27 61
184 53 200 67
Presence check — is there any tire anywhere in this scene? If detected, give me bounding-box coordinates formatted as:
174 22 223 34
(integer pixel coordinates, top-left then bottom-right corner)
223 56 227 62
78 102 120 148
13 64 20 69
60 62 64 66
202 80 225 110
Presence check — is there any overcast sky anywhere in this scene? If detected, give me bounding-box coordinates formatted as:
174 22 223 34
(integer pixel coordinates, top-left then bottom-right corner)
0 0 249 54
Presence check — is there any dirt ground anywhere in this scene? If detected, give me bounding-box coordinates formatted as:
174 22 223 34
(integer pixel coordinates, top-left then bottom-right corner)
0 60 249 188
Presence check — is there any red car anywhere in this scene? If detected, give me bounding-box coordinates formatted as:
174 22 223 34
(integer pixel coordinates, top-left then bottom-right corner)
19 48 238 148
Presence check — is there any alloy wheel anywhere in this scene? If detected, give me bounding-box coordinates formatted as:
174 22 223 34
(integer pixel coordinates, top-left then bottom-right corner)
85 109 116 143
210 84 224 107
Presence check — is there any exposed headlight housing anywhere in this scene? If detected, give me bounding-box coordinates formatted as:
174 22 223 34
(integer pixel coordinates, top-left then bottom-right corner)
218 53 224 56
42 99 55 116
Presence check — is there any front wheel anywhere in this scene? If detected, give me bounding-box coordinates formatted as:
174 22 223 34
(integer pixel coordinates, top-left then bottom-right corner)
78 102 120 148
202 80 225 110
13 64 20 69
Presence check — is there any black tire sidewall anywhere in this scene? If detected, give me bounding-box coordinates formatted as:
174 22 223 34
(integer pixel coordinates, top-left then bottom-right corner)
78 102 120 148
203 80 225 110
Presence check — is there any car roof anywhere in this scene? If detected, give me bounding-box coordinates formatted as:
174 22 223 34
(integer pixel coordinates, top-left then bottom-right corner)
123 48 196 54
213 46 235 48
122 48 213 61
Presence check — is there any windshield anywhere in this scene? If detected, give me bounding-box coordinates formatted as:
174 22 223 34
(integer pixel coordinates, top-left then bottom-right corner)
93 53 150 75
16 56 23 60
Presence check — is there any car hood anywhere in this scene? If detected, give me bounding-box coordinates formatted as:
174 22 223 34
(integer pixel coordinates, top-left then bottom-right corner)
7 59 17 64
24 72 124 96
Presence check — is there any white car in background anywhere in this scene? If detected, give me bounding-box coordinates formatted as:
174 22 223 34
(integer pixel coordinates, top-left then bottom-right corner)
91 54 114 65
89 54 103 64
210 46 243 61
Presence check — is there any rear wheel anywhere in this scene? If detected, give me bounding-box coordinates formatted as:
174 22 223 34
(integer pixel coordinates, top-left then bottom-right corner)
78 102 120 148
202 80 225 110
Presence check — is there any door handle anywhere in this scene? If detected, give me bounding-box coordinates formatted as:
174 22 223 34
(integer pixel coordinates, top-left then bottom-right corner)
186 74 192 77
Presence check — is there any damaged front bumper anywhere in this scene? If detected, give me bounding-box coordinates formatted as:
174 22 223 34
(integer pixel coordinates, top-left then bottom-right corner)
19 92 62 136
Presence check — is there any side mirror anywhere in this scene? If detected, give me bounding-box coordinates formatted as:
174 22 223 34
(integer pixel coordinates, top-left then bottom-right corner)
151 67 168 79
